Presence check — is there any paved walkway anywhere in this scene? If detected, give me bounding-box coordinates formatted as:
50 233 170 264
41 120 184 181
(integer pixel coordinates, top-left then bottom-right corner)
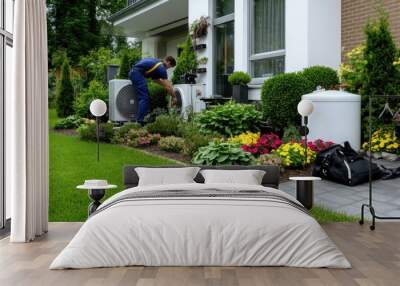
279 160 400 218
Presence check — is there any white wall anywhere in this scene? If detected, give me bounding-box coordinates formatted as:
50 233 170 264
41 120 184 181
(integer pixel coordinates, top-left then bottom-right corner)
286 0 341 72
142 37 161 57
188 0 213 98
234 0 249 73
308 0 341 69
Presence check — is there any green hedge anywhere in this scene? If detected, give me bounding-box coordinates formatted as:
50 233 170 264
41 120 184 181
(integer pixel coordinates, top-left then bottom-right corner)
302 66 339 90
261 72 314 129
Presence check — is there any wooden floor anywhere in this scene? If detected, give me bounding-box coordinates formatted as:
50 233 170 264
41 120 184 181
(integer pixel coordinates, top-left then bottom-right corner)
0 222 399 286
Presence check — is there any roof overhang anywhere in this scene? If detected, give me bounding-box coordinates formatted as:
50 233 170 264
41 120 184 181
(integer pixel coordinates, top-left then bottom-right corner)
110 0 189 38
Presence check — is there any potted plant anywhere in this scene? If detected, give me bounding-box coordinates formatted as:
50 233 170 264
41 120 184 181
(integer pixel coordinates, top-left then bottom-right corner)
395 113 400 138
228 71 251 103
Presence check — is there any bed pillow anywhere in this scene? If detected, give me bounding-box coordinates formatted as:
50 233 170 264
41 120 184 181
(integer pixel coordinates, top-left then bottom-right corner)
200 169 266 185
135 167 200 186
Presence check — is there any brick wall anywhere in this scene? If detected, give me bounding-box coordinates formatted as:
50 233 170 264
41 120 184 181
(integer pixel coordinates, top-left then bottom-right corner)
342 0 400 61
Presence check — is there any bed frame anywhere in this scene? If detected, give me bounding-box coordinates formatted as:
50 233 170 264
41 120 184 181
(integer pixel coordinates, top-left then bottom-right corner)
123 165 280 189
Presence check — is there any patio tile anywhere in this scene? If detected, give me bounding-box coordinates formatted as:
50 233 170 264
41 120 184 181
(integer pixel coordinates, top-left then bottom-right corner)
280 175 400 217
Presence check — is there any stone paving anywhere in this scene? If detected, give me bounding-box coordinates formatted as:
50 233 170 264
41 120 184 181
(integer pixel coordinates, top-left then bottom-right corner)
279 160 400 218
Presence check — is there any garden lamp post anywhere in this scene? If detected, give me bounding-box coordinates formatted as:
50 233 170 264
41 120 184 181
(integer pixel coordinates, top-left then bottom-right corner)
90 99 107 162
297 99 314 167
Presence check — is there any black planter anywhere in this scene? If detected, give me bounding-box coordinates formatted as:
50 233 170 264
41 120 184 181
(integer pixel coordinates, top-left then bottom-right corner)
232 85 248 103
396 124 400 138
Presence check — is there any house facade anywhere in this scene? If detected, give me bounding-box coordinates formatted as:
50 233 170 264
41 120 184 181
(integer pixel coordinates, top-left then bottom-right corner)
110 0 398 100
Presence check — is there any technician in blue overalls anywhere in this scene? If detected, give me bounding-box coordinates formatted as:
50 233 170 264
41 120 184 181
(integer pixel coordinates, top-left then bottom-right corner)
129 56 177 125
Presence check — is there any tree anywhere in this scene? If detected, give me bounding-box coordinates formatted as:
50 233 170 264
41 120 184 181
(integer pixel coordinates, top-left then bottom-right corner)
56 58 75 117
172 36 198 84
362 11 400 133
118 51 131 79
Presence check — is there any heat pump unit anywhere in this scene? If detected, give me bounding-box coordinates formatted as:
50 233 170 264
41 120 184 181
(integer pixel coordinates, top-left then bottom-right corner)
109 79 138 122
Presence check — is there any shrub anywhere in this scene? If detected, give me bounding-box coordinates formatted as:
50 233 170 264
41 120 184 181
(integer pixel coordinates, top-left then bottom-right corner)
362 129 399 153
118 51 131 79
228 131 260 145
282 125 302 143
192 141 253 165
159 136 185 153
172 36 198 84
261 72 314 129
54 115 83 130
146 114 182 136
125 129 160 147
178 122 214 156
228 71 251 86
274 142 316 168
254 153 282 167
74 80 108 118
79 47 119 84
302 66 339 90
77 122 114 142
112 123 142 144
148 80 168 112
56 58 75 117
196 101 263 136
241 133 282 156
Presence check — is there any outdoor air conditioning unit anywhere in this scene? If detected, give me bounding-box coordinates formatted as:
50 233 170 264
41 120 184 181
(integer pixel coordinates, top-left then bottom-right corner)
109 79 138 122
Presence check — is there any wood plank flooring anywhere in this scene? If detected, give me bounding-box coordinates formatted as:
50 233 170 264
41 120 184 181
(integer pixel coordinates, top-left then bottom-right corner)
0 222 399 286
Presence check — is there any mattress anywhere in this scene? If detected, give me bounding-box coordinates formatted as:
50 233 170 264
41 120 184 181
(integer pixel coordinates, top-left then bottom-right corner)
50 183 351 269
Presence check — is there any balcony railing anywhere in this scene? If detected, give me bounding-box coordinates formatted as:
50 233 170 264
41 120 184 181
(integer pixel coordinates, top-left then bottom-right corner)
127 0 141 6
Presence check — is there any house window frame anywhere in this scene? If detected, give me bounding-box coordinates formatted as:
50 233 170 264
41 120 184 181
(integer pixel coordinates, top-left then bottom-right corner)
249 0 285 85
0 0 14 230
213 0 235 95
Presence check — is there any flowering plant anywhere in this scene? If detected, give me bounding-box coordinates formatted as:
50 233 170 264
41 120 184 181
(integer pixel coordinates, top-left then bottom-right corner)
274 142 316 168
254 153 282 167
301 139 335 153
125 129 160 147
241 133 282 156
362 129 399 153
228 131 260 145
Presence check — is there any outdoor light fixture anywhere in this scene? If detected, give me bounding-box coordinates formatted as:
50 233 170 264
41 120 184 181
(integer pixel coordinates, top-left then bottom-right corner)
90 99 107 162
297 99 314 167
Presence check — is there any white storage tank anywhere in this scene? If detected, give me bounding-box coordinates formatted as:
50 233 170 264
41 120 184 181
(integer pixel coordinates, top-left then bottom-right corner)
302 89 361 150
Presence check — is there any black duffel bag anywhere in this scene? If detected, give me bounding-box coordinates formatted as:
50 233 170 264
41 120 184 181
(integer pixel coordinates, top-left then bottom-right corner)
313 141 383 186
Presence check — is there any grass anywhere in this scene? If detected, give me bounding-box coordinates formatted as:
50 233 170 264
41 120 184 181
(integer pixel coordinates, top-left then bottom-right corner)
49 109 358 223
49 109 177 221
310 206 358 224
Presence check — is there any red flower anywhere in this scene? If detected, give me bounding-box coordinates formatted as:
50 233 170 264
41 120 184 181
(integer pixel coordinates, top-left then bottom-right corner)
241 133 282 156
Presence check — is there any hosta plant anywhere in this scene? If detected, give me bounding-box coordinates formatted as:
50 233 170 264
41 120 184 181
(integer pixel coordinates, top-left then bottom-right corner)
241 133 282 156
196 101 262 136
274 142 316 168
192 141 253 165
159 136 185 153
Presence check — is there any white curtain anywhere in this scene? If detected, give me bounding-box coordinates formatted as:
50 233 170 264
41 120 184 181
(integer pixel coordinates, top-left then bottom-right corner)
8 0 49 242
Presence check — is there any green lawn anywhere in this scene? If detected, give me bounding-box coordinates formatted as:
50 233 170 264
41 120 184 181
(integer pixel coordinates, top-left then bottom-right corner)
49 109 358 223
49 110 177 221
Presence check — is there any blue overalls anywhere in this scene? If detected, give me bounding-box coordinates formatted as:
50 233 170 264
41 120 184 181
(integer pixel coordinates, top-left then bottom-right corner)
129 58 168 124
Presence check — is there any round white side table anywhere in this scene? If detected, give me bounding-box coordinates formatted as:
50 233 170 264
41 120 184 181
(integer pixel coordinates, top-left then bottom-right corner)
77 180 117 216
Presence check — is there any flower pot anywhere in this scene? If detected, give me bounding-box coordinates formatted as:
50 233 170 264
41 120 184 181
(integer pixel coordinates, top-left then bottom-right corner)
232 85 248 103
395 124 400 138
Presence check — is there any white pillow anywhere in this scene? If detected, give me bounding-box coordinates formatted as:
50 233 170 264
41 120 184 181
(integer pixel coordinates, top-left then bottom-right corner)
135 167 200 186
200 169 266 185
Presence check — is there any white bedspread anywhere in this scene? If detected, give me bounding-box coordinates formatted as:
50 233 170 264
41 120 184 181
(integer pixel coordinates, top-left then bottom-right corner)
50 183 351 269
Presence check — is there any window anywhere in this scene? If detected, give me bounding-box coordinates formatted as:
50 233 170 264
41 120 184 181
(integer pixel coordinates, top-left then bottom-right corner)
215 0 234 18
214 0 234 96
250 0 285 79
0 0 14 230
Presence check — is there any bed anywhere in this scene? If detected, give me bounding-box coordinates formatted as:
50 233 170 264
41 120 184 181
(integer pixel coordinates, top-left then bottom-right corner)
50 165 350 269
